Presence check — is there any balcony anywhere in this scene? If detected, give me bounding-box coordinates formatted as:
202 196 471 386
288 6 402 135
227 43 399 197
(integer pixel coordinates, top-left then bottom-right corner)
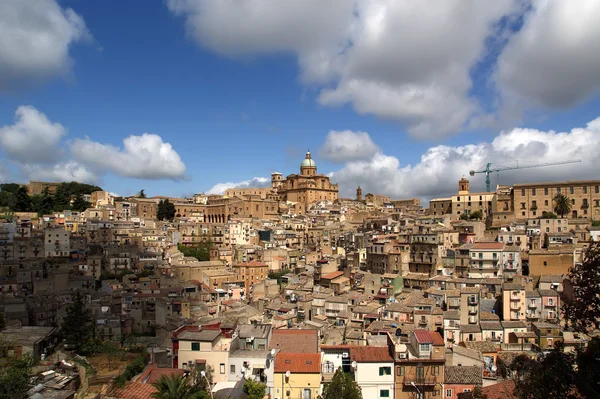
418 319 427 326
511 295 520 301
468 306 478 315
403 376 437 386
510 303 521 310
528 302 538 308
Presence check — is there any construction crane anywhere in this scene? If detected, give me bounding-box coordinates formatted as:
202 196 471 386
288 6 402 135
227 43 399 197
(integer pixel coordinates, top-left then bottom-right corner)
469 160 582 192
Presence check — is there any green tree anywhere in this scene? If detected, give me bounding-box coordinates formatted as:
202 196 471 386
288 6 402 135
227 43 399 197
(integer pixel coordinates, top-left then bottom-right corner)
138 189 147 198
178 242 212 261
469 210 484 220
62 291 94 354
71 193 90 212
37 187 55 216
14 187 32 212
0 184 20 195
563 241 600 331
0 313 4 330
575 337 600 398
541 211 558 219
242 378 266 399
553 193 571 218
460 213 469 220
151 373 207 399
321 368 362 399
0 191 16 210
0 354 33 399
53 183 70 211
163 199 176 221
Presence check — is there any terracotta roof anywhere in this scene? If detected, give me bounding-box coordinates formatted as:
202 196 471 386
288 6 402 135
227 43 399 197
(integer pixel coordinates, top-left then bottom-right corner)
142 367 185 384
350 346 393 363
109 382 157 399
445 365 482 385
481 379 517 399
274 353 321 373
269 329 318 353
321 271 344 280
413 330 444 345
472 242 504 250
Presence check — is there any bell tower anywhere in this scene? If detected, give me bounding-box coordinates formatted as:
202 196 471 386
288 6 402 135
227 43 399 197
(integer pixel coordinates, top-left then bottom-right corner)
356 186 363 201
458 176 470 194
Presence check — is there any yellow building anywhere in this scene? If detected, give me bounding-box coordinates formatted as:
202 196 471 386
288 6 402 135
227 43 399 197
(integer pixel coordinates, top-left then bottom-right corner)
233 260 268 289
452 176 495 219
274 353 321 399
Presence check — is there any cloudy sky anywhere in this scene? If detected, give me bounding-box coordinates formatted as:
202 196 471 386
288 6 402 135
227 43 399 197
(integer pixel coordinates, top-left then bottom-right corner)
1 0 599 201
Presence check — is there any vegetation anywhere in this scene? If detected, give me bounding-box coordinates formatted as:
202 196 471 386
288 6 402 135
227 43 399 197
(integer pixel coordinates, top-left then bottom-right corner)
553 193 572 218
563 240 600 331
321 368 363 399
151 373 209 399
243 378 266 399
469 210 484 220
138 189 147 198
541 211 558 219
178 242 212 261
0 352 34 399
462 385 487 399
268 269 289 284
62 291 95 354
0 181 99 215
114 350 149 387
157 199 176 221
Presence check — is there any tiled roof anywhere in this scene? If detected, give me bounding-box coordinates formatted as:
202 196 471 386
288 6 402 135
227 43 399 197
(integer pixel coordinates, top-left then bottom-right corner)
274 353 321 373
142 367 185 384
321 271 344 280
460 324 482 333
109 382 157 399
472 242 504 250
413 330 444 345
445 365 482 385
269 329 318 353
462 341 497 353
350 346 393 363
452 345 483 361
481 379 517 399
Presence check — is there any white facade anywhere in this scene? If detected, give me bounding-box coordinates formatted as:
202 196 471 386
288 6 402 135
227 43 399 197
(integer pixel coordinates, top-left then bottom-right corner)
353 361 395 399
228 350 276 396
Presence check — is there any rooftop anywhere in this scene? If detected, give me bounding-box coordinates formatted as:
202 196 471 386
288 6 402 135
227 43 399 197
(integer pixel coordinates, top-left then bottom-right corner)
350 346 393 363
445 365 482 385
176 329 221 342
274 352 321 373
269 329 318 353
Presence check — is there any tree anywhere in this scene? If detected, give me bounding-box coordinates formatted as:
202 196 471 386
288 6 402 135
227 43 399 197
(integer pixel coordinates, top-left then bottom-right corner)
541 211 558 219
462 385 487 399
151 373 207 399
0 191 16 210
37 187 54 216
62 291 94 354
243 378 266 399
138 189 147 198
53 183 70 211
575 337 600 398
553 193 571 218
157 199 176 221
321 368 362 399
563 240 600 331
0 354 33 399
460 213 469 220
71 193 90 212
469 210 484 220
191 364 214 393
14 187 31 212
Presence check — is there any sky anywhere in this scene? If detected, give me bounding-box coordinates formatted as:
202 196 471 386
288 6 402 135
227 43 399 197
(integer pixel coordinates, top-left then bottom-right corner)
1 0 600 202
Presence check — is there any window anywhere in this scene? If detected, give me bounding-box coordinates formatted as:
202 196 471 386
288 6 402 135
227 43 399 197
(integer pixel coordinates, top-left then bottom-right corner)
230 365 235 373
446 389 453 397
545 188 549 195
545 199 549 206
380 390 390 398
596 186 599 194
544 261 547 266
532 188 536 196
521 202 526 209
557 187 561 193
220 363 225 374
397 366 405 376
379 366 392 376
432 366 440 376
416 366 424 377
584 186 588 194
419 344 431 353
191 342 200 351
570 187 574 194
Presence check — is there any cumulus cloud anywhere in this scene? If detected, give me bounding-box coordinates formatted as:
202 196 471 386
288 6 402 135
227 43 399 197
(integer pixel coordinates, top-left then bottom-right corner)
0 0 90 91
0 105 66 163
496 0 600 108
207 177 271 195
319 130 380 163
70 133 187 180
167 0 518 138
0 105 187 184
330 118 599 200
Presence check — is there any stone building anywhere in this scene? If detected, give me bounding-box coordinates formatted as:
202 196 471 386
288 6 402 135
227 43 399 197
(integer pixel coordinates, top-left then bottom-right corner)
513 180 600 220
452 176 495 219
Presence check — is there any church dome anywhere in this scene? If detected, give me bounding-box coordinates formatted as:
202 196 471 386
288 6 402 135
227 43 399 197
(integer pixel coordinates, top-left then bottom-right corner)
301 151 316 168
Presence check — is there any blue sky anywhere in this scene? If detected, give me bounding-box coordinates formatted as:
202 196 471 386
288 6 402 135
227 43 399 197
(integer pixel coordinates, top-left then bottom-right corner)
1 0 599 200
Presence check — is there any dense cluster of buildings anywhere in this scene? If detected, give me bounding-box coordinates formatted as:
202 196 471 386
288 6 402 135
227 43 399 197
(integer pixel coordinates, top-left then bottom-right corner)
1 153 598 399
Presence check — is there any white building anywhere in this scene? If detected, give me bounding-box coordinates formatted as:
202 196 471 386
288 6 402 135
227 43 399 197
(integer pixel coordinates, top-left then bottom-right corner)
350 346 395 399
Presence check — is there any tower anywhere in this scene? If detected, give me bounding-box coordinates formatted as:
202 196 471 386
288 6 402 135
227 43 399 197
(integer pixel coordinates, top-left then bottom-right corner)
356 186 363 202
300 150 317 176
458 176 470 194
271 172 283 190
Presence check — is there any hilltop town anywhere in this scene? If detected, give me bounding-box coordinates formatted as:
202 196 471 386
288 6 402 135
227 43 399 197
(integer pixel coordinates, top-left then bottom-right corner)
1 151 598 399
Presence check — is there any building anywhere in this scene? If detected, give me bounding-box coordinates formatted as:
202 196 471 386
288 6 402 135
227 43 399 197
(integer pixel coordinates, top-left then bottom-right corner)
429 198 452 216
452 177 495 219
44 227 70 257
513 180 600 220
273 352 321 399
444 366 482 399
233 261 268 290
350 346 395 399
502 283 526 322
393 330 445 399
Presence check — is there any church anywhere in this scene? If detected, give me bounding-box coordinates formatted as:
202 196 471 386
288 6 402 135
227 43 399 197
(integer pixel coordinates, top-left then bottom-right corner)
272 151 339 214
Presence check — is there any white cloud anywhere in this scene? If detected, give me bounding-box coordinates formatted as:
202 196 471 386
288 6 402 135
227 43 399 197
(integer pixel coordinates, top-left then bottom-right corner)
319 130 380 163
167 0 519 138
496 0 600 108
329 117 600 200
0 105 66 163
0 0 89 91
70 133 187 180
207 177 270 195
21 161 97 185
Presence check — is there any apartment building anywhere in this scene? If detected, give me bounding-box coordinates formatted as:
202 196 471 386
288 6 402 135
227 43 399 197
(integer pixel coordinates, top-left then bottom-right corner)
429 198 452 216
513 180 600 220
502 283 526 322
466 242 503 278
273 353 321 399
233 261 268 290
44 227 70 257
393 330 445 399
350 346 395 399
452 177 495 219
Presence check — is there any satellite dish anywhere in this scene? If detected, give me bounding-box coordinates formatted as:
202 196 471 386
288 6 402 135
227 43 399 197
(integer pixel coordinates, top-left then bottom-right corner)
491 365 498 372
271 349 277 357
285 371 291 378
352 361 357 369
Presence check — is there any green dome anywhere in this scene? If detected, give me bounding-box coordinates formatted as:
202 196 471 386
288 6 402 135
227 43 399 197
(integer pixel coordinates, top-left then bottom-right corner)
301 151 316 168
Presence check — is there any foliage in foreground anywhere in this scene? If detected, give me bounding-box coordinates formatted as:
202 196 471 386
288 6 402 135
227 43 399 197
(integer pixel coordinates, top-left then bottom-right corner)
243 378 266 399
321 368 362 399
